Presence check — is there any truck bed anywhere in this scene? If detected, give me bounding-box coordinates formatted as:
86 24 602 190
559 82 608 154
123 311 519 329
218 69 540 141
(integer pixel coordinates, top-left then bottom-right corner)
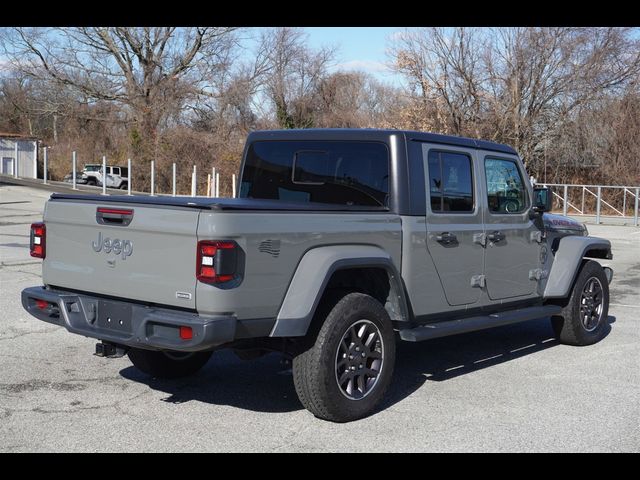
42 193 401 316
49 193 389 212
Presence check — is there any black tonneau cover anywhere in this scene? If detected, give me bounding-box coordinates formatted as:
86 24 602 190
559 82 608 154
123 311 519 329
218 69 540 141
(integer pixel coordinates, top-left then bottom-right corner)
49 193 389 212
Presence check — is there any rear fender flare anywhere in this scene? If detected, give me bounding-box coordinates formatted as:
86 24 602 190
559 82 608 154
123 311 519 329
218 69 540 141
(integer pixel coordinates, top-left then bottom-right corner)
269 245 408 337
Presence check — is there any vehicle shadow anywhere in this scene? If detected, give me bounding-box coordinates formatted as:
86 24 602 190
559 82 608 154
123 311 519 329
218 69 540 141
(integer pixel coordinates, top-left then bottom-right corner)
119 350 302 414
380 315 614 412
119 316 614 416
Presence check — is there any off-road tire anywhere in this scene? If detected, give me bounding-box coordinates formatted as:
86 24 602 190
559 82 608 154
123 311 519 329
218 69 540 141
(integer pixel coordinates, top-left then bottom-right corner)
551 260 609 346
293 292 396 422
127 348 213 379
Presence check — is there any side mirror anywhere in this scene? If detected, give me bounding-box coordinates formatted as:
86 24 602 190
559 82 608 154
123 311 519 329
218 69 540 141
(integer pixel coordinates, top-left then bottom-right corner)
533 186 552 213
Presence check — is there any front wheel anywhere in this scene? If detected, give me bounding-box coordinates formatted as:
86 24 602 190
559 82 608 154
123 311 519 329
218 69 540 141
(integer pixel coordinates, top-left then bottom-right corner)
127 348 213 379
551 260 610 346
292 292 396 422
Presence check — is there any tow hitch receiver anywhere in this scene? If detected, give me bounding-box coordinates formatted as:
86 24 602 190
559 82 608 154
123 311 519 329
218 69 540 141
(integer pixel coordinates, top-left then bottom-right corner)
95 341 128 358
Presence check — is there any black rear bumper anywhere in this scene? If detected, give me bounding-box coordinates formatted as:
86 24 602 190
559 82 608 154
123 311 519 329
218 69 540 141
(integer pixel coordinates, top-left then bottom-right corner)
21 286 237 352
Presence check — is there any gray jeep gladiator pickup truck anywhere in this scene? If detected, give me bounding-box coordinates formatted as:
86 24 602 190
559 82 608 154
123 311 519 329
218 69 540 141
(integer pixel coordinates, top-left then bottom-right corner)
22 129 613 422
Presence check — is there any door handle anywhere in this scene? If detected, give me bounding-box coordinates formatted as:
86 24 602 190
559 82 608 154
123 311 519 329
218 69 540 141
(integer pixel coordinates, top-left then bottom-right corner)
436 232 458 245
487 231 505 243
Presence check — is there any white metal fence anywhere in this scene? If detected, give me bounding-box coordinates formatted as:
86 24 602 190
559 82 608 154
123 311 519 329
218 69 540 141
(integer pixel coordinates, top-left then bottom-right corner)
539 183 640 226
3 148 639 226
34 147 237 198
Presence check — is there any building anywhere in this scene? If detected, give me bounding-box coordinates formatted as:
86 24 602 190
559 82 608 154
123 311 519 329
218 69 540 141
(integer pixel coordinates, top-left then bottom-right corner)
0 133 39 179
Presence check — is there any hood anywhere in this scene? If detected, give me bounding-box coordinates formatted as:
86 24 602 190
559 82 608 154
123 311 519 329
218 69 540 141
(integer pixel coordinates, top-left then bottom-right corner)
542 213 587 235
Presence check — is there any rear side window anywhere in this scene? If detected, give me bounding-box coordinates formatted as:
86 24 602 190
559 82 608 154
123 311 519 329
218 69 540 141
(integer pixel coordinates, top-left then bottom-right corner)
240 141 390 207
427 150 474 213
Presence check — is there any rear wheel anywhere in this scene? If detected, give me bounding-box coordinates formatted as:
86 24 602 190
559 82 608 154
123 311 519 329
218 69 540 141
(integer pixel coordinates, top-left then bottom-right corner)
127 348 213 378
292 292 395 422
551 260 610 346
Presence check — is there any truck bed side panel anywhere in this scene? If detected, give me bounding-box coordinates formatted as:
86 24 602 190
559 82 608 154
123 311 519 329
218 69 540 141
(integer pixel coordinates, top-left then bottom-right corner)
196 212 402 320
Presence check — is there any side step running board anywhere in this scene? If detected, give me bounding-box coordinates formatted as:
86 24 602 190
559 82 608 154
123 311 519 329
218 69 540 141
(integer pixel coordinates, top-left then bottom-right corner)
399 305 562 342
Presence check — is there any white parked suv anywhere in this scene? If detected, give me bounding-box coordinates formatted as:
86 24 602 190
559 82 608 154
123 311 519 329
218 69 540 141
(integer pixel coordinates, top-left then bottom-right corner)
83 164 129 189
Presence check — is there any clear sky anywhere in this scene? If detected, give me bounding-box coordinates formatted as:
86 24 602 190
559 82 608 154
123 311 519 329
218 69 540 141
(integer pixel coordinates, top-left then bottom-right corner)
303 27 404 84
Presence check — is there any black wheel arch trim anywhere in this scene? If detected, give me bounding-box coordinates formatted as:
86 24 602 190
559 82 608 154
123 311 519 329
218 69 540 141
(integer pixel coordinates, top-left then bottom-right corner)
270 253 410 338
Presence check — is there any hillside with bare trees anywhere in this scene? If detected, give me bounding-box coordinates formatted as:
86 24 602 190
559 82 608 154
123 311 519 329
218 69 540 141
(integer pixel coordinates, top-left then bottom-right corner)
1 27 639 193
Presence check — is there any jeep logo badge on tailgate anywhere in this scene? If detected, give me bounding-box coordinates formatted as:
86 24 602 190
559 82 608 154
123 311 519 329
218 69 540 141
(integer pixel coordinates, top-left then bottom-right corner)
92 232 133 260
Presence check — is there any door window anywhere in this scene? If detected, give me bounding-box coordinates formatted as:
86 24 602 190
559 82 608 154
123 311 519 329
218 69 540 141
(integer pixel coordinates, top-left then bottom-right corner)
427 151 474 213
484 158 527 214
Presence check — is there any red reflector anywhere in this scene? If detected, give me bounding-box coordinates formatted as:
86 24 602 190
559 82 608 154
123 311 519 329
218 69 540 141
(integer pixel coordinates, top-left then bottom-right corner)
32 245 43 257
97 208 133 215
179 326 193 340
202 245 217 256
33 226 45 236
35 299 49 310
200 266 215 278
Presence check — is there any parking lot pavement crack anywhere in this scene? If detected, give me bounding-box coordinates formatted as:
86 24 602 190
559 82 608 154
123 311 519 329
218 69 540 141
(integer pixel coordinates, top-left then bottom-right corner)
0 327 61 342
23 388 151 417
8 269 42 278
270 421 315 452
0 260 43 268
0 379 87 394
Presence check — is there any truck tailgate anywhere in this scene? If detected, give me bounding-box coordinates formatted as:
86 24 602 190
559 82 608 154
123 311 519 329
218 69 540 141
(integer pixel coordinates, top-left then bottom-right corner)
43 199 200 309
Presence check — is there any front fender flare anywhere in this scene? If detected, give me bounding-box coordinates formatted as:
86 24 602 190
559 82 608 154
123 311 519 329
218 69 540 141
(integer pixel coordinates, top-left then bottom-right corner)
544 236 612 298
269 245 408 337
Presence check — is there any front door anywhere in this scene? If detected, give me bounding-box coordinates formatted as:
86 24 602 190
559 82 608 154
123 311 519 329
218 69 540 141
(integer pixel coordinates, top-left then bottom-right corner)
424 145 485 306
482 155 541 300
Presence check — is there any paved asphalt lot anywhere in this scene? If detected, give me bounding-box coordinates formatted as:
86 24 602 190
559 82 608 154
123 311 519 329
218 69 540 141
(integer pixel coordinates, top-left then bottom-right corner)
1 182 638 452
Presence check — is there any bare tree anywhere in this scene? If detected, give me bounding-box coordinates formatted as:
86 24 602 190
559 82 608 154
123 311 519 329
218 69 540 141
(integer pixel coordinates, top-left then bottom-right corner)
1 27 238 186
390 27 485 135
258 27 335 129
389 27 640 180
2 27 639 191
485 27 640 175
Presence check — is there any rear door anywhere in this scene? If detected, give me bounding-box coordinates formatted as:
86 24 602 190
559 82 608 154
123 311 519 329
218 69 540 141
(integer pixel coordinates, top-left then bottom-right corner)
423 144 485 306
481 154 540 300
43 200 200 309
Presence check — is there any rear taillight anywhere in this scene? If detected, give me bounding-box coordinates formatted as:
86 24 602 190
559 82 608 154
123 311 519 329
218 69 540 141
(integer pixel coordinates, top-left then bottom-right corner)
196 240 238 284
30 222 46 259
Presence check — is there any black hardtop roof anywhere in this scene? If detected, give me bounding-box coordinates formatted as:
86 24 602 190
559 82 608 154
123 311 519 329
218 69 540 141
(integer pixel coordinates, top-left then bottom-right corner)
247 128 518 155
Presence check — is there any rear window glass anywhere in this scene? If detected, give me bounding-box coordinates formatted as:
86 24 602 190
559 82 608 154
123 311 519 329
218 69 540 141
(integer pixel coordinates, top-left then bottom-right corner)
240 141 390 207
